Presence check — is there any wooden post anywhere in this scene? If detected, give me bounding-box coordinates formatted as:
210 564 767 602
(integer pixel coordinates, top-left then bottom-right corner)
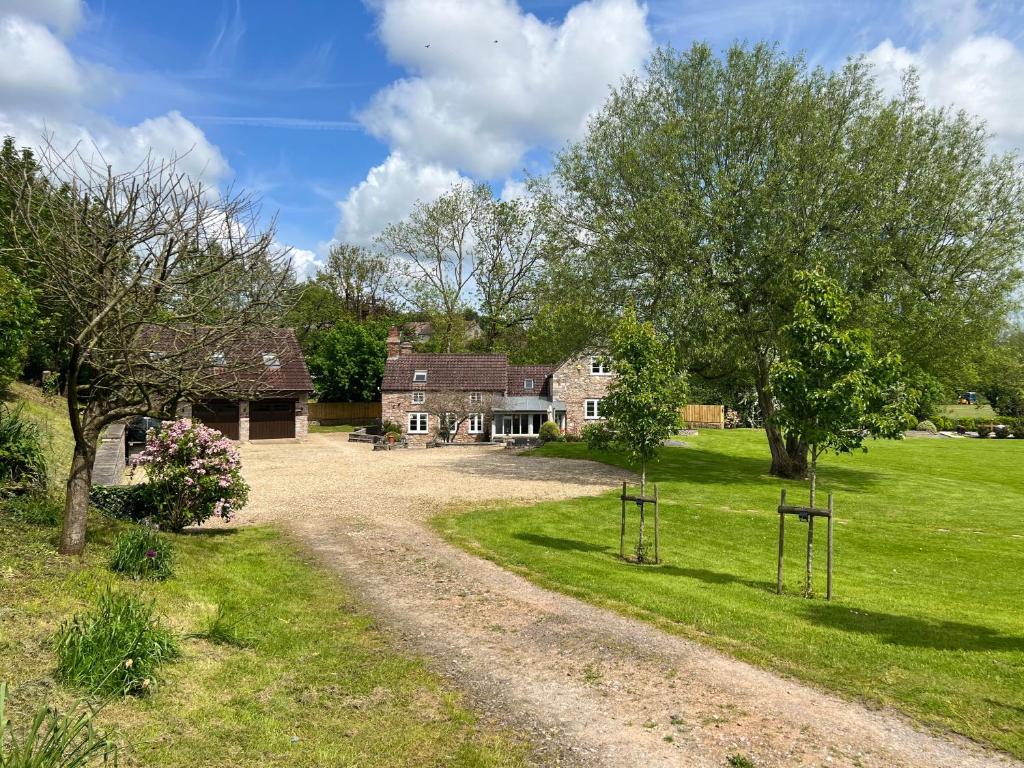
620 481 627 559
826 492 834 601
653 483 660 564
777 488 786 594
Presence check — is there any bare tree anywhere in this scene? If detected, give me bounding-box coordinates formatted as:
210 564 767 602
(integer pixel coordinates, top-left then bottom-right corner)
474 195 550 346
317 242 391 320
377 184 491 352
422 390 498 443
2 141 293 554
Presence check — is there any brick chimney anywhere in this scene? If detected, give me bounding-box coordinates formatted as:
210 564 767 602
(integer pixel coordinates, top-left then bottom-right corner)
399 341 413 356
386 326 401 359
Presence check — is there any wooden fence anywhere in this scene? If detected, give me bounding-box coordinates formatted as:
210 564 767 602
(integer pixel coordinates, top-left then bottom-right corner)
681 404 725 429
309 401 382 426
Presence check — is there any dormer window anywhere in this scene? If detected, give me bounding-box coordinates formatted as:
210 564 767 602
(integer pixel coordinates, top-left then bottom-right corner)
524 378 534 391
210 351 226 366
413 369 427 383
262 352 281 369
591 358 610 375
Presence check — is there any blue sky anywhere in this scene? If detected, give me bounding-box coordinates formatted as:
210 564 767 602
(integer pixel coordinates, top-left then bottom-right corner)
3 0 1024 276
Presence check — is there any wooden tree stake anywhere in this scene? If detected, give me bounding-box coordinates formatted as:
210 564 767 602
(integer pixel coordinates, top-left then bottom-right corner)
826 492 834 601
653 483 660 564
620 481 627 559
777 488 786 594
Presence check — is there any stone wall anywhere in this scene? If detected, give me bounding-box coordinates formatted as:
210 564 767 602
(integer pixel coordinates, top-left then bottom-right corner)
551 355 614 436
382 391 489 444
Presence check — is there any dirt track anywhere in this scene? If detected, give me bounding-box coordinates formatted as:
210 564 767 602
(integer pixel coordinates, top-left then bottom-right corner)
233 434 1020 768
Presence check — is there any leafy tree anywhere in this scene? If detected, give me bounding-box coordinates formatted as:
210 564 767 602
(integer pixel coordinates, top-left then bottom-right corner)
0 265 34 391
544 43 1024 477
771 268 914 594
306 319 388 402
2 142 291 555
978 328 1024 417
600 309 687 562
285 280 350 348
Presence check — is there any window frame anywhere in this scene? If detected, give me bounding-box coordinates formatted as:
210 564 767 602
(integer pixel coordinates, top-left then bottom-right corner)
523 378 534 391
584 399 602 419
407 412 429 434
412 369 428 383
468 413 484 434
590 358 610 375
411 391 426 404
262 351 281 369
469 391 483 405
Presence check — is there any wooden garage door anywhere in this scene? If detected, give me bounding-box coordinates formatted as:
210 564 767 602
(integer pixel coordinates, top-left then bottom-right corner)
250 399 295 439
194 400 239 440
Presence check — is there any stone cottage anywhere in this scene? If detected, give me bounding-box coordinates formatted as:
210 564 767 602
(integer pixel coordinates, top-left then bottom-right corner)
381 327 613 444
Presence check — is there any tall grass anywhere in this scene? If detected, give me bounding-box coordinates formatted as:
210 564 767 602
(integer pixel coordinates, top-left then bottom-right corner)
53 590 179 697
0 682 116 767
107 527 172 581
0 404 48 495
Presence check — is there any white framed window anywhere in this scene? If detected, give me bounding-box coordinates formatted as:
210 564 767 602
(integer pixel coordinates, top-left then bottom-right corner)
411 391 425 404
585 399 602 419
469 391 482 405
408 412 428 433
413 369 428 383
262 351 281 369
441 413 459 434
524 378 534 390
209 351 226 366
591 358 610 375
468 413 484 433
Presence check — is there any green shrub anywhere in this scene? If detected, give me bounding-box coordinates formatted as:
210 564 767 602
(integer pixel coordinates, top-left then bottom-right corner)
975 423 993 438
108 526 172 581
0 404 48 496
538 421 562 443
88 484 152 522
0 681 116 767
54 589 178 697
581 422 614 451
0 493 62 527
915 419 937 433
994 424 1012 439
380 420 403 435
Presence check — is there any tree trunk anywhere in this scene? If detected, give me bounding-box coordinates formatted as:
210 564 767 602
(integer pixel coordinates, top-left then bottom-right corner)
59 437 96 555
638 475 646 563
754 353 809 478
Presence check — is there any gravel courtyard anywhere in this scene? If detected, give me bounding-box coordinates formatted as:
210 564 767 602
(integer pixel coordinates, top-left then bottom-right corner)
233 434 1020 768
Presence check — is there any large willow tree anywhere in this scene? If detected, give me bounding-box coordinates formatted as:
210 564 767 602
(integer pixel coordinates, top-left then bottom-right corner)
543 43 1024 477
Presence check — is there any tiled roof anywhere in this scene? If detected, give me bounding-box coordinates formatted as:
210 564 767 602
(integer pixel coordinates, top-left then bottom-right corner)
507 365 554 396
142 325 313 394
382 353 508 391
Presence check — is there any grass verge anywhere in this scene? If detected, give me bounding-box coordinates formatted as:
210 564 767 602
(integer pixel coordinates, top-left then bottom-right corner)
437 429 1024 758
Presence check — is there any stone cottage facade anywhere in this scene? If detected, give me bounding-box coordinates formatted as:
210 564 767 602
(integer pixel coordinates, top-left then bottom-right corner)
381 327 614 444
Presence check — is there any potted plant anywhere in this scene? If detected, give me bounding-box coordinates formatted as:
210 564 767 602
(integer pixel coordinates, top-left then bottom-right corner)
385 431 401 444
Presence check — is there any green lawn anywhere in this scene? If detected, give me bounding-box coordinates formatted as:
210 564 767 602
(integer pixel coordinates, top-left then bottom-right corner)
437 430 1024 758
309 423 357 433
939 403 997 420
0 518 529 767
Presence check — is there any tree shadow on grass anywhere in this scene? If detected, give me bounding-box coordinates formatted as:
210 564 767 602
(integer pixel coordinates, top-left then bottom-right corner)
657 564 776 592
513 532 610 553
180 527 239 538
799 602 1024 652
655 448 883 493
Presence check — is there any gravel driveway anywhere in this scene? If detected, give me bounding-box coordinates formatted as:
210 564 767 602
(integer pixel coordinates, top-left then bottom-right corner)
233 434 1019 768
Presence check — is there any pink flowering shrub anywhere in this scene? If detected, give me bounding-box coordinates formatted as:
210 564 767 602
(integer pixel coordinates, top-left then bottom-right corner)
131 419 249 532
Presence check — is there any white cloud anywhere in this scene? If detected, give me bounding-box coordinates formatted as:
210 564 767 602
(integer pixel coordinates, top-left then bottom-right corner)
866 1 1024 153
335 151 470 244
0 6 230 188
0 0 82 36
360 0 652 177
